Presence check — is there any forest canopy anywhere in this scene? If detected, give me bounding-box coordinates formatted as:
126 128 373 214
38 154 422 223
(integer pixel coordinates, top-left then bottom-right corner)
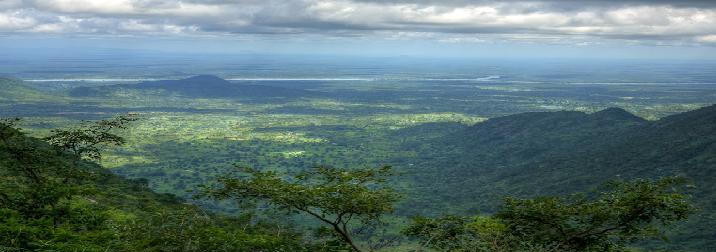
0 116 698 251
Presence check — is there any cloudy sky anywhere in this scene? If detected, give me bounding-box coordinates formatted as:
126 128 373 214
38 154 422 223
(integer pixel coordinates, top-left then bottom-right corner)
2 0 716 58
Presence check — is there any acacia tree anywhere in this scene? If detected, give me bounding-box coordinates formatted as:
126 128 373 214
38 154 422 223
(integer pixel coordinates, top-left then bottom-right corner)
44 114 137 161
202 165 400 252
404 177 694 252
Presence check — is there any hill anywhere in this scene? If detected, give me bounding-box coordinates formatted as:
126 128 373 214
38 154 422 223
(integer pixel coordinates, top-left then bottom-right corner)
70 75 321 99
0 120 312 251
0 77 58 102
397 105 716 250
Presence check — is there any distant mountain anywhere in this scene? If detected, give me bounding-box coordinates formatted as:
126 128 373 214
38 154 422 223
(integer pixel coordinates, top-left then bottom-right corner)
70 75 320 98
0 77 57 102
398 105 716 250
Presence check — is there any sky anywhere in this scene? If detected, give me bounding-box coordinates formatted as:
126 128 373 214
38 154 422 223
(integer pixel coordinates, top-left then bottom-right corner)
1 0 716 59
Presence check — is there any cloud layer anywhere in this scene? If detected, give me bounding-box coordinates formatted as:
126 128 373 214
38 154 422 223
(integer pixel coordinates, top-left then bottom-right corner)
1 0 715 45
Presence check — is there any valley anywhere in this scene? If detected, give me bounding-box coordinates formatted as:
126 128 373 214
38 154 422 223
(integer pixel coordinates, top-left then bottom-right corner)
4 0 716 250
2 59 716 250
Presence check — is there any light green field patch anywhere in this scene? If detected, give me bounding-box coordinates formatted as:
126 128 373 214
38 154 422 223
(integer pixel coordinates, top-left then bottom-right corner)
254 132 327 144
356 113 487 128
277 150 307 158
102 154 157 169
291 99 413 110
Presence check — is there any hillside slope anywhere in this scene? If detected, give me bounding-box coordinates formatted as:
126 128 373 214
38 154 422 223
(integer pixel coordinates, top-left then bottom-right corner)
0 121 309 251
398 105 716 250
0 77 58 103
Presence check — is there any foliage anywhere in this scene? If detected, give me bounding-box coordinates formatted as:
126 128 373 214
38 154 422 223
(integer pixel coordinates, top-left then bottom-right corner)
403 215 566 252
498 177 694 251
203 165 401 252
401 105 716 250
402 215 482 251
115 206 311 252
44 114 138 161
1 117 79 223
404 177 695 252
1 118 313 251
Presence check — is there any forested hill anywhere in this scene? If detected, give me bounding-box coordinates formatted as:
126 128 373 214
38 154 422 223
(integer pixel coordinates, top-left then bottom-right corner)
400 104 716 250
0 120 311 251
0 77 56 102
69 75 321 98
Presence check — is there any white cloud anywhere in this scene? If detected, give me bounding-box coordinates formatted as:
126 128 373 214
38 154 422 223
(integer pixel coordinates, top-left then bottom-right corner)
29 0 138 15
695 34 716 43
438 37 487 43
0 0 715 45
30 22 72 32
0 11 36 30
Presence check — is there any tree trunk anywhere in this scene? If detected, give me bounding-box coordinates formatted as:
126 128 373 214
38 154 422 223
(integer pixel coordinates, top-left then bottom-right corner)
333 223 362 252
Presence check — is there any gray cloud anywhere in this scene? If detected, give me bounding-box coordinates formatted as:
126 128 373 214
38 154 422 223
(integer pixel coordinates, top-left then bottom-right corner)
0 0 715 45
351 0 716 8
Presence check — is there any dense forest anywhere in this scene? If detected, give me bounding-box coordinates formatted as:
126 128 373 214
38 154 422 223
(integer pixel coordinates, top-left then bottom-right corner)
1 107 708 251
0 116 322 251
1 75 715 251
397 104 716 251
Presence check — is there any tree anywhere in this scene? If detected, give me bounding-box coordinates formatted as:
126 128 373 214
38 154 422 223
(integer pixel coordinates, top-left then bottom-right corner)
44 114 137 161
498 176 694 251
402 215 482 251
2 116 318 251
0 118 75 220
1 114 137 228
404 177 695 252
202 165 400 252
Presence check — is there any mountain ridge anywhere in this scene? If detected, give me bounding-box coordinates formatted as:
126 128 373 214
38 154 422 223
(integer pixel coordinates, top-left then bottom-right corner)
70 75 321 99
398 104 716 250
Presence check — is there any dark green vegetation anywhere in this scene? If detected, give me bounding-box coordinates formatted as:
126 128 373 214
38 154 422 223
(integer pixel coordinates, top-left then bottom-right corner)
404 177 693 252
203 166 400 252
2 69 716 251
0 117 696 251
0 118 317 251
401 104 716 250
